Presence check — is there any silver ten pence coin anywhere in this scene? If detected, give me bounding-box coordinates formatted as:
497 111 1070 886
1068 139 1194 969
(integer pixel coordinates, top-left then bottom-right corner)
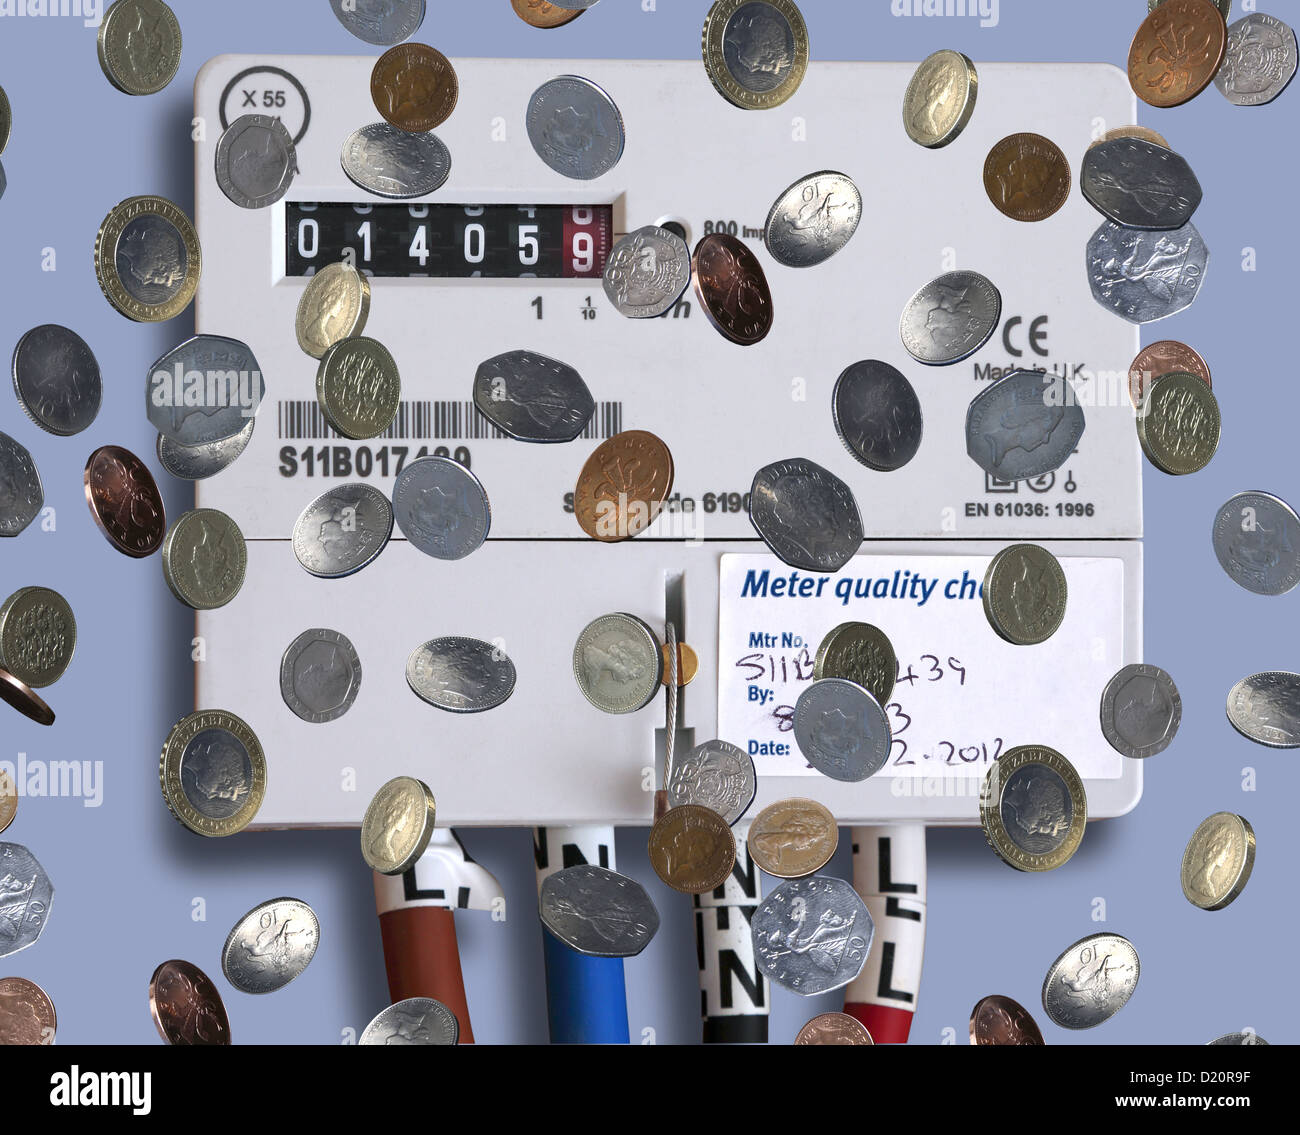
292 483 393 578
763 171 862 268
1212 491 1300 596
1100 664 1182 759
832 359 923 473
793 678 891 782
900 270 1001 365
157 417 255 481
341 123 451 200
0 431 43 538
473 350 595 442
215 115 297 209
539 864 660 958
11 325 102 436
330 0 425 46
280 628 362 724
1042 932 1140 1029
221 897 320 994
966 369 1086 483
392 456 490 561
1080 138 1201 230
1214 13 1298 106
749 458 863 573
573 613 663 714
147 335 263 446
603 226 691 318
752 876 875 996
526 75 625 180
1086 220 1209 323
406 637 516 713
1227 671 1300 748
0 842 54 959
666 739 757 825
360 997 458 1045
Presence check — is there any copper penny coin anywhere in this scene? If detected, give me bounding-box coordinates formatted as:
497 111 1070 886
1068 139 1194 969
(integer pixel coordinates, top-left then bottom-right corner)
795 1012 874 1045
983 133 1071 222
83 445 166 558
0 977 56 1045
748 798 839 878
648 804 736 894
148 959 231 1045
574 429 674 542
511 0 582 28
0 666 55 727
969 994 1046 1045
1128 0 1228 108
0 770 14 834
691 233 774 346
371 43 459 132
1129 340 1211 408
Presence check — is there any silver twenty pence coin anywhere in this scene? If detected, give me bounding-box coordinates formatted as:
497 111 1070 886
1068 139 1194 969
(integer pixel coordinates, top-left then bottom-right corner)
341 123 451 200
221 897 320 994
1086 220 1209 324
392 456 490 561
0 842 54 959
793 678 892 782
966 368 1086 483
147 335 264 446
763 170 862 269
1042 932 1140 1029
526 75 625 181
473 350 595 442
749 458 863 573
360 997 458 1045
1215 13 1298 106
602 226 691 318
832 359 923 473
572 612 663 714
292 483 393 578
900 270 1001 365
1100 664 1181 759
1212 491 1300 596
215 114 297 209
666 739 757 825
1080 138 1201 230
330 0 425 46
539 864 660 958
406 636 516 713
0 432 43 538
11 325 102 436
752 876 875 996
280 628 362 723
156 417 255 481
1226 671 1300 748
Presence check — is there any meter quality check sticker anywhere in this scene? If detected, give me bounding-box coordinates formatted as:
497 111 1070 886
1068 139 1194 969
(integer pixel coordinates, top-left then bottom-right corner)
717 554 1126 781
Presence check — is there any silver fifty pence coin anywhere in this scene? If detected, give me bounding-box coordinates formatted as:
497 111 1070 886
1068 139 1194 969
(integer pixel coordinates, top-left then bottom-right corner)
752 876 874 996
406 636 516 713
572 612 662 714
221 897 320 994
666 739 757 825
330 0 425 45
1212 491 1300 596
292 483 393 578
215 114 297 209
1226 671 1300 748
763 171 862 269
1080 138 1201 230
0 431 43 538
472 350 595 442
392 456 490 561
280 628 362 724
359 997 458 1045
539 864 660 958
0 842 54 959
965 368 1086 483
900 270 1001 365
341 123 451 199
526 75 625 181
1042 932 1140 1029
749 458 862 573
602 226 692 318
156 417 255 481
147 335 264 446
1100 664 1182 759
11 325 102 437
832 359 923 473
793 678 891 782
1086 219 1209 324
1214 13 1298 106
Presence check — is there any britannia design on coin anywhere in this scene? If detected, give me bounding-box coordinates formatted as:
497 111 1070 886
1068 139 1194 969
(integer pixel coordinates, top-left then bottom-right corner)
1087 220 1209 324
474 350 595 442
0 843 54 959
752 876 874 996
1080 139 1202 231
540 865 660 957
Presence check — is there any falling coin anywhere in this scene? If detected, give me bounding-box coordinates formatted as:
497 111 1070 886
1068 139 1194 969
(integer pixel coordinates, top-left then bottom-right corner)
0 431 43 538
1181 812 1255 911
295 262 372 359
316 336 401 440
159 710 266 837
748 798 838 878
1137 372 1220 475
752 876 873 995
161 509 248 611
511 0 583 29
292 483 393 578
793 678 891 782
983 133 1071 222
83 445 166 558
969 995 1045 1045
0 668 55 727
665 739 755 825
98 0 182 96
573 613 663 714
1212 491 1300 596
526 75 625 180
406 637 517 713
0 844 53 960
1041 933 1140 1029
215 114 297 209
902 49 978 149
966 370 1086 484
392 456 491 561
148 960 230 1045
1080 138 1202 230
1100 664 1182 759
749 458 862 572
222 898 320 994
360 997 458 1045
1087 220 1209 324
795 1012 873 1045
156 418 256 481
1128 339 1210 409
361 775 437 876
1215 13 1298 106
539 864 660 957
94 195 201 322
813 621 896 706
648 804 737 894
574 430 674 542
1227 671 1300 748
371 43 458 132
473 350 595 442
982 544 1068 646
0 977 55 1045
330 0 426 45
832 360 923 474
899 269 1001 366
763 171 861 268
1088 125 1171 150
692 232 774 345
341 123 452 200
280 628 362 724
980 744 1087 872
0 586 76 688
147 335 263 447
701 0 809 110
11 324 103 437
603 226 692 318
1129 0 1228 108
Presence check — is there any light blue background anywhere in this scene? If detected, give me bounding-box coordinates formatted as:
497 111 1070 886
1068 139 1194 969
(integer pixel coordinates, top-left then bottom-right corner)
0 0 1291 1044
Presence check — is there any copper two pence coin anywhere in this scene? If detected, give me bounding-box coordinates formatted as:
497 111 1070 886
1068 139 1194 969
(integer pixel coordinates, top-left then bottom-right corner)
795 1012 874 1045
148 959 231 1045
371 43 459 132
1128 0 1227 108
511 0 583 28
0 666 55 727
84 445 166 558
983 133 1071 222
648 804 736 894
1129 340 1211 408
0 977 56 1045
691 233 774 346
969 994 1046 1045
574 429 675 542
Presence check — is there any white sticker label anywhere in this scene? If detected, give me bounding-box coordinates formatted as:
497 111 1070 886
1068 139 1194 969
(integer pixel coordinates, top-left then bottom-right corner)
718 554 1125 781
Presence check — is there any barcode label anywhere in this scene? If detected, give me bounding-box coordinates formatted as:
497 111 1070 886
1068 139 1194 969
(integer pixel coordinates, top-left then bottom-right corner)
276 400 624 441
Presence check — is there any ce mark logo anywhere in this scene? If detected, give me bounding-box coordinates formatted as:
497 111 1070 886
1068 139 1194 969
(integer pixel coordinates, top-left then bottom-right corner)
1002 315 1049 358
